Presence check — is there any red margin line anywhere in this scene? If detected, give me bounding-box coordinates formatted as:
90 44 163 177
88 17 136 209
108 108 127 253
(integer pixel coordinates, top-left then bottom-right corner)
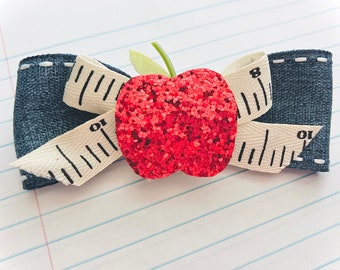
0 25 54 269
34 190 55 270
0 25 14 95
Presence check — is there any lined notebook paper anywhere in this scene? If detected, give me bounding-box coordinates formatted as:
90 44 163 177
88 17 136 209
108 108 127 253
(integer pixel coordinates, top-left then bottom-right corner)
1 0 340 269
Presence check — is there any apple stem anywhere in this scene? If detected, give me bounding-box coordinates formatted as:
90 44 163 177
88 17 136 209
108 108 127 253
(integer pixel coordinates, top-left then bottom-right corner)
151 42 177 78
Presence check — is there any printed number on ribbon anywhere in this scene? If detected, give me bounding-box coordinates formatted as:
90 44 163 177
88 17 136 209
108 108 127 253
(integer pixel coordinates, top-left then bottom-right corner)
12 53 322 185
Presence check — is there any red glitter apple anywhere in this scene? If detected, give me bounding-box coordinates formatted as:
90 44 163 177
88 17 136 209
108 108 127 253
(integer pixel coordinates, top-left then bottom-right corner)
115 43 237 179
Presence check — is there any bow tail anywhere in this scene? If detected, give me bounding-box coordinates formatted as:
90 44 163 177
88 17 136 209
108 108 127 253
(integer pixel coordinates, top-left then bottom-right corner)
230 121 322 172
11 110 122 186
11 52 324 186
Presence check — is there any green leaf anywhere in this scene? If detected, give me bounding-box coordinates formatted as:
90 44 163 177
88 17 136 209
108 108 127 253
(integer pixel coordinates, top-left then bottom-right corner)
129 50 170 77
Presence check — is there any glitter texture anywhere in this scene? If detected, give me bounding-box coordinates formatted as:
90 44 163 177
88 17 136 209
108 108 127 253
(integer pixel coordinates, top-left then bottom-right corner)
115 68 237 179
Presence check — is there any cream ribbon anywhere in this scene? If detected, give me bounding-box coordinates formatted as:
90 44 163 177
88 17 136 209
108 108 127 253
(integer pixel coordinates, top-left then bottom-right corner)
11 53 322 186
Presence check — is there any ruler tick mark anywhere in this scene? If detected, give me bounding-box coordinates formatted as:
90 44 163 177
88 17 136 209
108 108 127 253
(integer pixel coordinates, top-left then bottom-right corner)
61 168 74 184
257 77 268 106
97 143 110 157
75 65 83 83
238 141 246 162
56 145 82 177
290 151 295 163
280 146 286 167
86 145 101 163
79 70 94 105
253 92 260 111
115 82 125 100
241 92 251 115
94 75 105 93
100 129 118 151
270 150 276 167
248 149 255 164
48 170 56 179
258 129 269 166
303 139 307 150
80 155 93 169
103 78 115 101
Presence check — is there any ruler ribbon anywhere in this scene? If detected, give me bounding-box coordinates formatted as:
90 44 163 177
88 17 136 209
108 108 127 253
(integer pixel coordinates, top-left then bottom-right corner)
12 53 322 186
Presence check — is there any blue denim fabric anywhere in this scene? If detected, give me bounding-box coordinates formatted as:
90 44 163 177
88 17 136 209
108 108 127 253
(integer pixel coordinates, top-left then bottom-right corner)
14 54 129 190
14 50 332 190
258 50 332 172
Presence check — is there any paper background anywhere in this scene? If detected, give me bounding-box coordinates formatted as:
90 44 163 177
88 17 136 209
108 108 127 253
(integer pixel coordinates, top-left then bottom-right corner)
1 0 339 269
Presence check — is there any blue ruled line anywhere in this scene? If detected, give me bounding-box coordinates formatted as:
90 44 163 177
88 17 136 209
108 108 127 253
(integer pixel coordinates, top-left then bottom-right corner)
0 191 27 203
63 167 340 269
116 7 340 72
0 0 240 64
0 0 311 82
184 24 340 71
314 257 340 270
0 167 15 174
1 125 340 229
150 192 340 270
0 1 340 266
0 177 144 232
0 118 12 125
234 223 340 269
90 0 313 58
0 142 13 149
0 169 245 263
0 96 14 103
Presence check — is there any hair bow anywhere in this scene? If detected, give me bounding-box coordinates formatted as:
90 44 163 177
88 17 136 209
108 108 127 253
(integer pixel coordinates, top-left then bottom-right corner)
11 45 333 189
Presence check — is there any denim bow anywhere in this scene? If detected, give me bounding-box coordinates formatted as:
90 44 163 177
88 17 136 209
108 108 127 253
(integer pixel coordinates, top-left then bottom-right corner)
12 50 332 189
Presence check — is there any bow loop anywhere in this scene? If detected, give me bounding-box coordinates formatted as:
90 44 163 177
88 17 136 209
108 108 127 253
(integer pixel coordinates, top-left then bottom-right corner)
222 52 272 124
63 55 130 114
11 52 323 186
